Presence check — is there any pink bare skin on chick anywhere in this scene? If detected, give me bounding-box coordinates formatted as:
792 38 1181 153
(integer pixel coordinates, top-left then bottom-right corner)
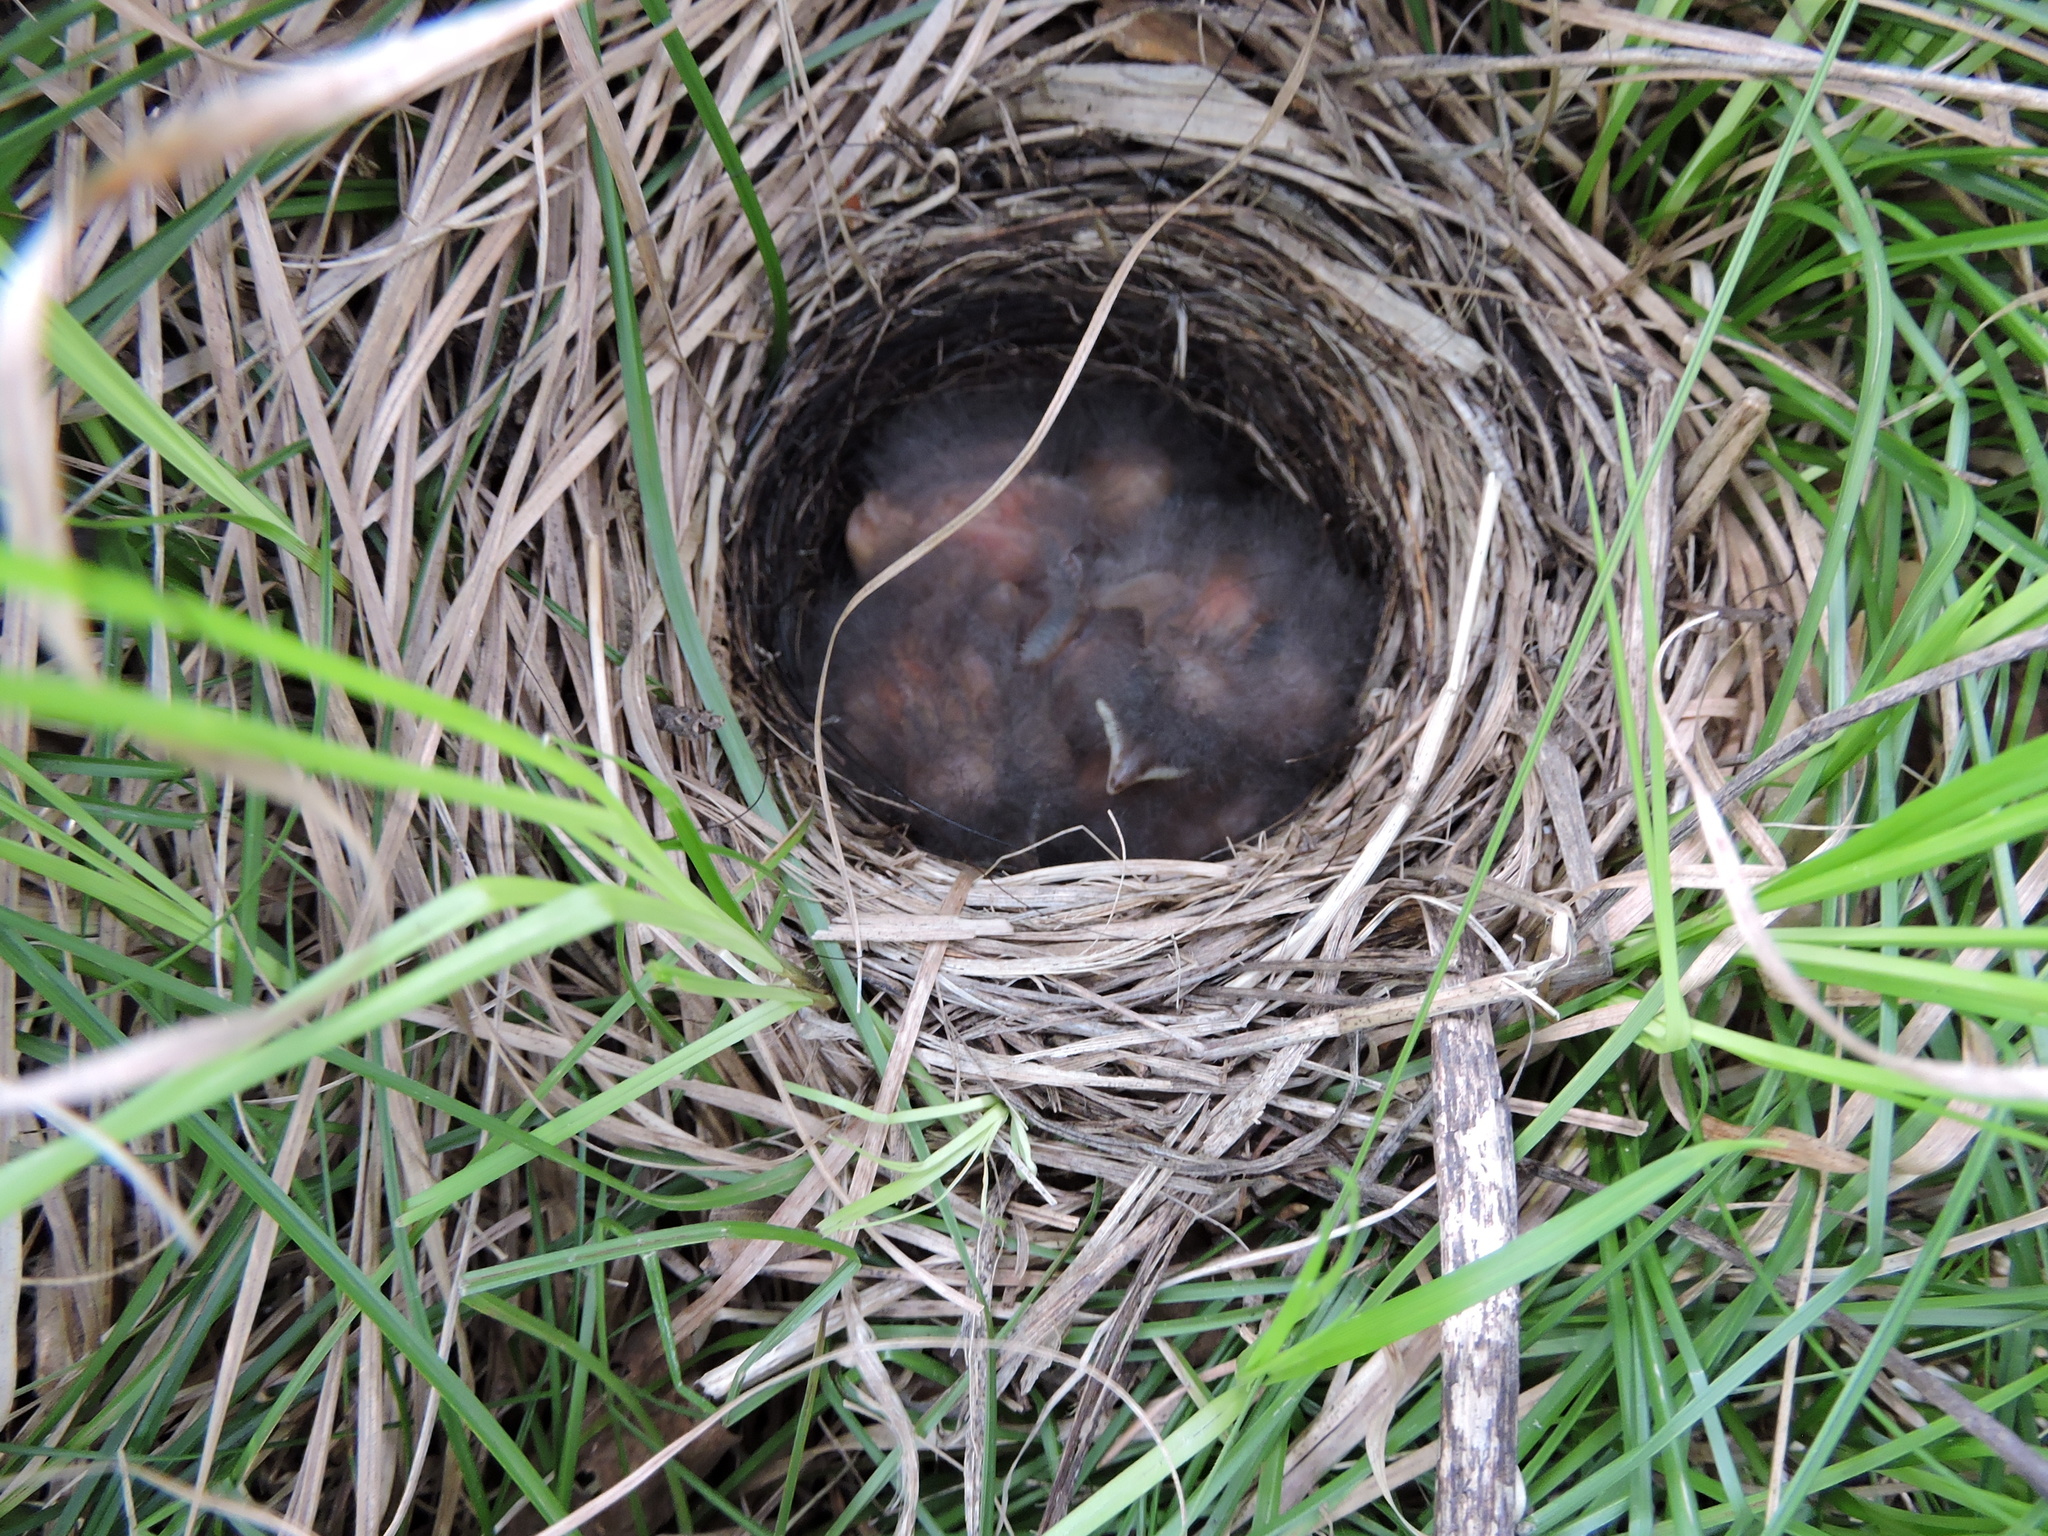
844 474 1091 587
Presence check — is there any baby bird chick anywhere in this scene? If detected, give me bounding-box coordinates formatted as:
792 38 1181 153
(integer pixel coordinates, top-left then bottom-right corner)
809 388 1377 866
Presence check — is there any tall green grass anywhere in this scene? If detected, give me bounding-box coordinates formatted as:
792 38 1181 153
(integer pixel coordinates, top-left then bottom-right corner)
2 1 2047 1533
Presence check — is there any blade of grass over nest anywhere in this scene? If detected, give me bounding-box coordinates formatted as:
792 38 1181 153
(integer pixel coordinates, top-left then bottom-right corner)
589 97 936 1094
635 0 790 367
401 996 802 1224
0 549 792 947
0 879 789 1210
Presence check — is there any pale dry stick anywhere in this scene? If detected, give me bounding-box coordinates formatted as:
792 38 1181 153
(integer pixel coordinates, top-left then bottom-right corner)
1256 472 1503 970
807 0 1331 946
583 527 624 801
958 1170 1013 1533
1433 994 1521 1536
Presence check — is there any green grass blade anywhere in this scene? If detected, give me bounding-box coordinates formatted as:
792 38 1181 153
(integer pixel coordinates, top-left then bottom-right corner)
400 995 801 1225
635 0 790 366
1262 1143 1753 1380
22 287 328 576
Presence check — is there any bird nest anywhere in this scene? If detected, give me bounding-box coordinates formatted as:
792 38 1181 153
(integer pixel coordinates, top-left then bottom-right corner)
709 6 1739 1210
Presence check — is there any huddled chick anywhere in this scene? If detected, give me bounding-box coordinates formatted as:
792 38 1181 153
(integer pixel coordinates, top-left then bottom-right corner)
809 386 1377 866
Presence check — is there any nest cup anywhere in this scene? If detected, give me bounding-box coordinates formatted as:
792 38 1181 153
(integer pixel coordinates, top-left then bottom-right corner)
733 260 1399 854
723 100 1676 1201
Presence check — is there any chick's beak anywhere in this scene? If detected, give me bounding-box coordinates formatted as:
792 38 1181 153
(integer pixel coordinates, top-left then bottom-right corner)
1095 698 1188 795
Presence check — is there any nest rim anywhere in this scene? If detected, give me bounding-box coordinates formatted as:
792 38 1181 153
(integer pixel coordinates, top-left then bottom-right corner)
700 158 1667 1191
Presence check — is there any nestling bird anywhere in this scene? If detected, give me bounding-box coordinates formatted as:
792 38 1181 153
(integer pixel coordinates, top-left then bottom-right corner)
807 385 1377 865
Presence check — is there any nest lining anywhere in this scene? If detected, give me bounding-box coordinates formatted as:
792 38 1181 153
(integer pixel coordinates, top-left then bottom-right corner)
715 107 1678 1191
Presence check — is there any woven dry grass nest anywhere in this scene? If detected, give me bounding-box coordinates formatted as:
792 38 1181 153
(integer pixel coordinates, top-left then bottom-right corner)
703 8 1745 1229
